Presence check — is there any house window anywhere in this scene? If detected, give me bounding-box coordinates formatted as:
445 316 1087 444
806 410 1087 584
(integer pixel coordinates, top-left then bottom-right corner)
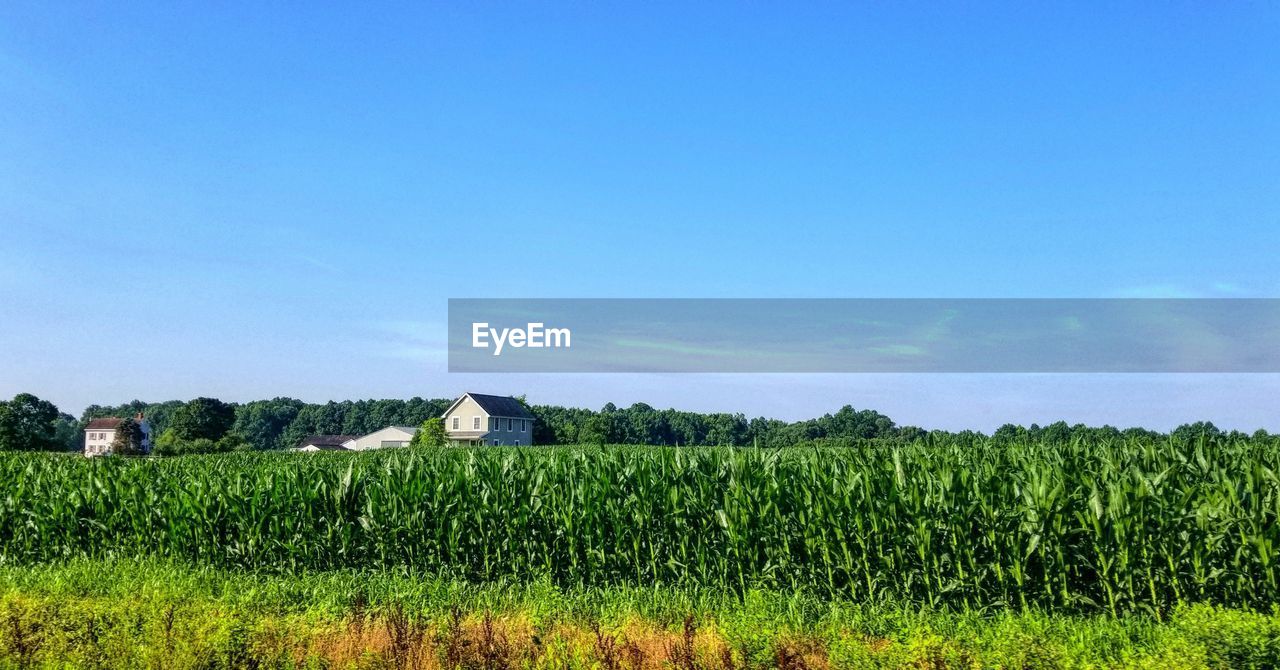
492 439 500 446
452 417 459 430
473 416 481 430
514 440 520 446
491 417 498 431
521 420 527 432
506 418 512 431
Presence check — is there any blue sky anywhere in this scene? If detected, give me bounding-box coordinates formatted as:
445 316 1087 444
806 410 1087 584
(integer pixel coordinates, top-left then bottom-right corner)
2 3 1277 430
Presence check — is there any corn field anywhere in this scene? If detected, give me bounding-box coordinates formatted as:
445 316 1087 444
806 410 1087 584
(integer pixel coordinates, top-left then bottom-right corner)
1 440 1277 613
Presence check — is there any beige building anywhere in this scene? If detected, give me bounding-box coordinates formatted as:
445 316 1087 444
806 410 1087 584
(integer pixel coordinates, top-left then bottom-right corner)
84 413 152 457
441 392 535 446
348 426 417 451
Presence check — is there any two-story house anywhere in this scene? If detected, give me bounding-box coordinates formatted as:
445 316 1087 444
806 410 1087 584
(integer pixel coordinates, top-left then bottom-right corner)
441 392 535 446
84 413 152 457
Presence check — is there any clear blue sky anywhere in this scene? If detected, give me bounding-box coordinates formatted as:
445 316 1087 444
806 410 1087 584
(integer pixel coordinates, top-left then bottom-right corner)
2 3 1277 430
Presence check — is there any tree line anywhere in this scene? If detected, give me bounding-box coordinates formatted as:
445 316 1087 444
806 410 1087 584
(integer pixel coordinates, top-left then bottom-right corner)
0 392 1271 453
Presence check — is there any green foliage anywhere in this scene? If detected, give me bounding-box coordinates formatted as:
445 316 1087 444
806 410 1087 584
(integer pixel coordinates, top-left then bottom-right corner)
84 397 454 451
154 430 246 457
108 417 145 456
231 398 304 450
168 397 236 441
1174 604 1280 668
50 414 80 451
152 428 181 456
0 393 61 451
0 559 1278 669
73 393 1258 453
1173 421 1224 442
81 399 183 435
409 417 447 448
1 436 1278 613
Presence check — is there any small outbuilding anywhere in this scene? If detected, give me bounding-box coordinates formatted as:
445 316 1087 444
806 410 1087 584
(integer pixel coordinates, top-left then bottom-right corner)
348 426 418 451
294 435 357 452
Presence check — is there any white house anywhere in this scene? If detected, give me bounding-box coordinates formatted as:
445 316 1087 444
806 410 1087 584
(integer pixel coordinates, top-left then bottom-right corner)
441 392 535 446
84 413 152 457
348 426 418 451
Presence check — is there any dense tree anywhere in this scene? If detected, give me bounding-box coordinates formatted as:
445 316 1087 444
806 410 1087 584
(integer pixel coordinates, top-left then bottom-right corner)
900 426 928 442
154 429 247 456
168 397 236 441
109 417 145 455
1172 421 1223 442
0 393 62 451
410 418 448 448
16 391 1270 452
233 398 305 450
993 423 1026 443
52 413 81 451
81 400 183 435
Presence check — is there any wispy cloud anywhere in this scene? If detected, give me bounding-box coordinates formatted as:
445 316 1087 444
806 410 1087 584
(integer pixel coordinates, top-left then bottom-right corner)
295 255 345 274
1112 284 1203 299
365 320 447 362
1110 282 1257 299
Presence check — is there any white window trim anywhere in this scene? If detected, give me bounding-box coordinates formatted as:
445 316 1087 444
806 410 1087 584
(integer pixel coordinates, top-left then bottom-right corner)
473 416 481 430
452 417 459 430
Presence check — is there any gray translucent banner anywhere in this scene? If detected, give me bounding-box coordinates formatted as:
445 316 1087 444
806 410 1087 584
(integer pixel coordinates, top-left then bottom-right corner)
448 299 1280 373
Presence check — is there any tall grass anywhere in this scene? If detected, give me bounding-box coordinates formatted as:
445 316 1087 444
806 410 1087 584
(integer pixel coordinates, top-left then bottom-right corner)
7 559 1278 669
1 438 1277 612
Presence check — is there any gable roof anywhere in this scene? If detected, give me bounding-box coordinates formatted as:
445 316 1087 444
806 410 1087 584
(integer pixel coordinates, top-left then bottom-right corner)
442 392 535 420
86 418 124 430
296 434 357 448
352 426 418 442
297 443 351 451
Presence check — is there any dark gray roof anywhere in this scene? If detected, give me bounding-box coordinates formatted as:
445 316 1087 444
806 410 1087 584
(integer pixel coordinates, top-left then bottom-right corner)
296 434 356 448
298 443 351 451
466 393 535 419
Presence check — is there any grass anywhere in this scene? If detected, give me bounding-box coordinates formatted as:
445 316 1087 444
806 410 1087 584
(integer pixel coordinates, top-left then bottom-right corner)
1 559 1279 669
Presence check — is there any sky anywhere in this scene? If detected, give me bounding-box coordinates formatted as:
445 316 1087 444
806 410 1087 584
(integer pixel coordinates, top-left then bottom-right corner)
1 3 1277 431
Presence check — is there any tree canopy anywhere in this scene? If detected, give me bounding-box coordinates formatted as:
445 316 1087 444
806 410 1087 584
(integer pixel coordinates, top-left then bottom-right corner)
38 393 1278 453
0 393 63 451
168 397 237 441
109 417 145 456
409 418 448 448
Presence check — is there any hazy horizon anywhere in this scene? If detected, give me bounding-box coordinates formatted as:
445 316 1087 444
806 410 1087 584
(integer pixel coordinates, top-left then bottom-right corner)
26 372 1278 435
